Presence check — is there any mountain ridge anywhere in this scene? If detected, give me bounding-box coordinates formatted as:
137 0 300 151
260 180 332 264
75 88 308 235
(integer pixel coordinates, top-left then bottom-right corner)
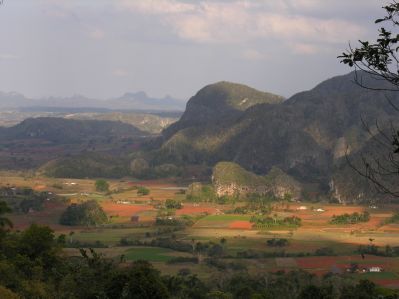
150 71 399 202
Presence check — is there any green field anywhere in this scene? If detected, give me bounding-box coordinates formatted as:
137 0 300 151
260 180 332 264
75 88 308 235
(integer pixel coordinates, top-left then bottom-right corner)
124 247 176 262
201 215 251 221
73 227 152 245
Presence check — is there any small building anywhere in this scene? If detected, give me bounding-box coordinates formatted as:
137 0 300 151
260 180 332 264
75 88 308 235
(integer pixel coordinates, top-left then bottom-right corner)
297 206 307 210
130 215 140 223
316 208 325 212
369 266 382 272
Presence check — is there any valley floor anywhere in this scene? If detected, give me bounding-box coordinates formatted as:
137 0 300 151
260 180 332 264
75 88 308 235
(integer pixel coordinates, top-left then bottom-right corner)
2 172 399 289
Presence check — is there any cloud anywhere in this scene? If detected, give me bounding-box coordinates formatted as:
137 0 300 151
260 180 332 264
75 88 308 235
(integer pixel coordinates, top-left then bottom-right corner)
118 0 195 15
112 68 128 77
115 0 366 50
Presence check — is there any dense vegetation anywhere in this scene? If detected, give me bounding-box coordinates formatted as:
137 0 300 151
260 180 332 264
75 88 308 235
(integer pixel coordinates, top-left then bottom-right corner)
385 211 399 224
0 187 52 213
59 200 108 226
330 211 370 225
0 117 144 144
186 183 217 202
250 215 302 229
165 198 182 209
43 153 131 179
267 238 289 247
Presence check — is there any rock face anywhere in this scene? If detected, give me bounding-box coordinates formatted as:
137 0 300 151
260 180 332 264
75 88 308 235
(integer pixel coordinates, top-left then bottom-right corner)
152 72 399 202
212 162 302 199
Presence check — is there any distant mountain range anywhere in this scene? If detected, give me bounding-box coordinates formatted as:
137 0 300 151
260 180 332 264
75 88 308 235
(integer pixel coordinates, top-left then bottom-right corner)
0 91 185 111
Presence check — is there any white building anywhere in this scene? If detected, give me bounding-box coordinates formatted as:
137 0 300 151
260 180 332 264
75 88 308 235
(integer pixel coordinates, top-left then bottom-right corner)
369 267 382 272
297 206 307 210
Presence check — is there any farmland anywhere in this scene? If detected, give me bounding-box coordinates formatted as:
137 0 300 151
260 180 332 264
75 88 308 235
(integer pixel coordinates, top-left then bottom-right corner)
2 172 399 289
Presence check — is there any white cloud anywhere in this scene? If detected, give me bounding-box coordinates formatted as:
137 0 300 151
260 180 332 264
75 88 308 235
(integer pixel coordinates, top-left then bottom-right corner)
112 68 128 77
116 0 366 49
118 0 195 15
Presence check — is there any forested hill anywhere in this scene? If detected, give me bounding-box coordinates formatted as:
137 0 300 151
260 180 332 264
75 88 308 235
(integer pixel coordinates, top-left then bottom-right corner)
0 117 146 143
150 72 399 202
163 81 284 139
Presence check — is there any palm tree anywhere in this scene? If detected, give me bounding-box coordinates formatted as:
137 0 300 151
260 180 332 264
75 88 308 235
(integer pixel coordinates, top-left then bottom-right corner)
191 238 196 253
220 237 226 246
69 231 75 244
220 237 227 254
0 201 12 229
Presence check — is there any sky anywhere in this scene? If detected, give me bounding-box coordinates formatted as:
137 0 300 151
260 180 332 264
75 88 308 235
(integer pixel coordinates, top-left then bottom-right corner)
0 0 383 101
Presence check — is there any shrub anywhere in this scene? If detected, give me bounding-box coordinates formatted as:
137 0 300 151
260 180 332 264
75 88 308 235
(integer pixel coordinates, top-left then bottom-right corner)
95 179 109 192
330 211 370 224
266 238 289 247
165 199 182 209
315 247 335 256
137 186 150 196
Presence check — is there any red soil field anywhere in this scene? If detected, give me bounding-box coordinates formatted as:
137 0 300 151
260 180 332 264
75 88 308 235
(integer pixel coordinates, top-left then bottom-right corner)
175 204 217 215
229 221 253 229
375 279 399 289
33 185 46 191
101 202 154 217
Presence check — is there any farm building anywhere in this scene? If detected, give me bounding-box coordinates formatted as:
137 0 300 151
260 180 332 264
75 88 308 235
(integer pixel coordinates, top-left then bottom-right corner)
297 206 307 210
369 266 382 272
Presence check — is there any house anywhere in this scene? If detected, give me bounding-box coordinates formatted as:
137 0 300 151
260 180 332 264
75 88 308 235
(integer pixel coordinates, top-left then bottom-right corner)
297 206 307 210
316 208 325 212
369 266 382 272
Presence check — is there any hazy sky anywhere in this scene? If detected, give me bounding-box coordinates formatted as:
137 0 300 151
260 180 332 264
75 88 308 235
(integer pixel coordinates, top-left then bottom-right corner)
0 0 382 101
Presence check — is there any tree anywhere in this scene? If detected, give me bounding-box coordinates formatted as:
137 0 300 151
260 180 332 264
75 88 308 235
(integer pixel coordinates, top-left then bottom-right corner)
165 198 182 209
60 200 108 226
0 201 12 229
69 231 75 244
137 186 150 196
339 1 399 198
116 260 169 299
95 179 109 192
